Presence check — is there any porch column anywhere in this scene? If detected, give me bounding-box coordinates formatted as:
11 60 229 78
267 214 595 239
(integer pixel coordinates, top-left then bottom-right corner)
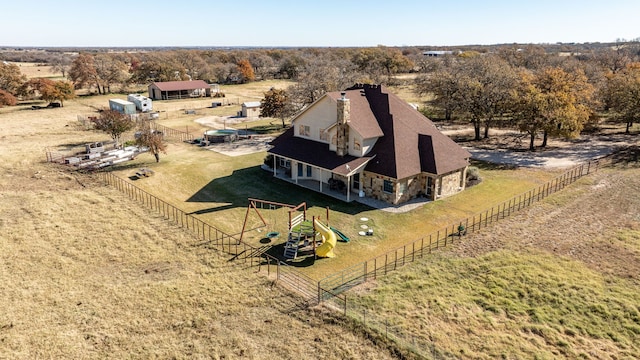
272 156 277 176
319 169 323 192
346 175 350 202
359 171 364 197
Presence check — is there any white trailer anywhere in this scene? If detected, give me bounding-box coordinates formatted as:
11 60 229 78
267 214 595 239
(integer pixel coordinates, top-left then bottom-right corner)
109 99 136 115
127 94 153 112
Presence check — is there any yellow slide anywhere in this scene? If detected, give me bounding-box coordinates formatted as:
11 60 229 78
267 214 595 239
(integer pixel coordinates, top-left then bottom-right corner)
314 219 337 258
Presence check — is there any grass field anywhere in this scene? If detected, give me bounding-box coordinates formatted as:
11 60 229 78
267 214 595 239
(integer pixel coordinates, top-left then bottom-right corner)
0 91 398 359
3 79 638 359
347 165 640 358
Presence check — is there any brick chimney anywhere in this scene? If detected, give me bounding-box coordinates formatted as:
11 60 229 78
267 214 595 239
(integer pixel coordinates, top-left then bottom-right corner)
336 92 350 157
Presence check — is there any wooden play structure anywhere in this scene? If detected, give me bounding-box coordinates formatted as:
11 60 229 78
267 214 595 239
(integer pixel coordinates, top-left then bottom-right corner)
239 198 341 260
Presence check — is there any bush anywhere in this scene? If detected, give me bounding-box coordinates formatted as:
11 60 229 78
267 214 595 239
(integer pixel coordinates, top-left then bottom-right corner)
263 154 274 168
466 166 482 187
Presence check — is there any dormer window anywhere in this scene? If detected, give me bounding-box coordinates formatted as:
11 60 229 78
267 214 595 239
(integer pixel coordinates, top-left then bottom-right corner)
319 128 328 141
298 125 310 137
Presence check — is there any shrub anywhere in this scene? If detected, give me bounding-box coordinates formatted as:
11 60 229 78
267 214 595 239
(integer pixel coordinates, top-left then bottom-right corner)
466 166 482 187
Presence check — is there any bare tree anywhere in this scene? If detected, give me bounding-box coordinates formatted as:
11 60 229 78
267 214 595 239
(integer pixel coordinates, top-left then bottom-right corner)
135 122 167 162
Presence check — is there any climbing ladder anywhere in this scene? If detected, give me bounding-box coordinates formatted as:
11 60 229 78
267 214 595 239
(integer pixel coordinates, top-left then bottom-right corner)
284 213 304 259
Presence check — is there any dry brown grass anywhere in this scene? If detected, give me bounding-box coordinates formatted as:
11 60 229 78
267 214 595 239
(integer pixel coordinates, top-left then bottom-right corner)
347 163 640 359
11 61 64 80
0 100 396 358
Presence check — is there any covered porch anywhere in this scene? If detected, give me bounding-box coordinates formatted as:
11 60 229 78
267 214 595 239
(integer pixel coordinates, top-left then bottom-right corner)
272 171 360 202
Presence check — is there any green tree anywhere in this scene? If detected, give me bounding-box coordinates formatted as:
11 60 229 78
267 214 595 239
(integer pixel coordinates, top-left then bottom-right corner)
456 55 519 140
260 88 294 128
91 110 135 148
512 67 595 151
607 63 640 133
49 80 75 106
135 122 167 162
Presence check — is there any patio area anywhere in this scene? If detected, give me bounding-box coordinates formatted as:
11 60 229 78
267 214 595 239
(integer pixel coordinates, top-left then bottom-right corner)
271 170 431 213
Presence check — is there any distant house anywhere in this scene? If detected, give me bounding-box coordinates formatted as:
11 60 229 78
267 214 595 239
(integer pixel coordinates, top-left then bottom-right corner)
241 101 261 118
148 80 211 100
423 50 454 57
267 84 471 205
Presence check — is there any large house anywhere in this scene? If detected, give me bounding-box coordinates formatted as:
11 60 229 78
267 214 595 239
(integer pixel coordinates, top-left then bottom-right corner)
148 80 212 100
267 84 471 205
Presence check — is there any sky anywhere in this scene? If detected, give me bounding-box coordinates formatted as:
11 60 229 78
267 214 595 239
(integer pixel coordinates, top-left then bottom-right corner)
1 0 639 48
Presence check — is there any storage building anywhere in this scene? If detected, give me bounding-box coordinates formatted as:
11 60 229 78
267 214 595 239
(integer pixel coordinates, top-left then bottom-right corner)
109 99 136 115
241 101 261 118
147 80 211 100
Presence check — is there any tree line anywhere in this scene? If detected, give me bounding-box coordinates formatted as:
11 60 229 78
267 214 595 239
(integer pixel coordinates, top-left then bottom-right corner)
415 43 640 149
1 43 639 150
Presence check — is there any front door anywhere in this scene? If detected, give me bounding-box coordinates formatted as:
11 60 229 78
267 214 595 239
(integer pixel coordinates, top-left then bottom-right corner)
353 173 360 190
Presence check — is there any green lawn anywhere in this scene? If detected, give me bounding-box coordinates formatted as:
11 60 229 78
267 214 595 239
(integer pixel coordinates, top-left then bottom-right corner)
110 136 562 280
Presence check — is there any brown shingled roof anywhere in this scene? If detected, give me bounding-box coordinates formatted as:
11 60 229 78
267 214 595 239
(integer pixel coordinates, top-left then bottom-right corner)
326 90 383 139
150 80 210 91
269 84 470 180
348 84 470 179
269 128 375 176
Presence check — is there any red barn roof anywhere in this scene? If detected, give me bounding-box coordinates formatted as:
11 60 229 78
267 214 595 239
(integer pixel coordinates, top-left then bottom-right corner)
150 80 210 91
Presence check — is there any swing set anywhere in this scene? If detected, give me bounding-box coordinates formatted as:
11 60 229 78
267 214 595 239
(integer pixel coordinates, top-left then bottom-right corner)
238 198 334 260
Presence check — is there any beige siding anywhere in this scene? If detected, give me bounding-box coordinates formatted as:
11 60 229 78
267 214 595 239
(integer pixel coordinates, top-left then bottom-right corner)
294 97 336 142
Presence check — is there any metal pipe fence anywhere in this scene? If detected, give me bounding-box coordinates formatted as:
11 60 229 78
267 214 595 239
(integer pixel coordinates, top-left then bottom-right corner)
98 171 320 303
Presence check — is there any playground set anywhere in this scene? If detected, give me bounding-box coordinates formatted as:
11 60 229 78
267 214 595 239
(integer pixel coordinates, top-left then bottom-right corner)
239 198 350 261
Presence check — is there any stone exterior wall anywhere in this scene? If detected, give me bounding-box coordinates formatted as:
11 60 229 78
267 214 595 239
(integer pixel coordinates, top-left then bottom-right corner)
437 169 465 199
396 176 423 204
362 171 396 203
336 96 350 156
362 168 467 204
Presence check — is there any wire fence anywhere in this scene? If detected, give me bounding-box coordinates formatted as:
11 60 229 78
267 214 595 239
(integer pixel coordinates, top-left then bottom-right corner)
318 157 610 296
97 154 612 359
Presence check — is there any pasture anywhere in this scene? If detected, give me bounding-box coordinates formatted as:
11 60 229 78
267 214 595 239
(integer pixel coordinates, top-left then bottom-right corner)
0 89 397 359
2 79 638 358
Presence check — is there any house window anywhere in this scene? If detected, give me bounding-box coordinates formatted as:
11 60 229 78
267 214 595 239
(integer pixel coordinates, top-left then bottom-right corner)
299 125 310 137
279 158 290 168
353 139 361 151
331 135 337 145
383 179 394 193
306 165 312 177
426 177 433 196
297 163 303 177
319 128 328 141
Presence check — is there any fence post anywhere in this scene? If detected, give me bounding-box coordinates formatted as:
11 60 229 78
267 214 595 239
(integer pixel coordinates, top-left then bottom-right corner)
374 257 377 279
363 261 368 282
